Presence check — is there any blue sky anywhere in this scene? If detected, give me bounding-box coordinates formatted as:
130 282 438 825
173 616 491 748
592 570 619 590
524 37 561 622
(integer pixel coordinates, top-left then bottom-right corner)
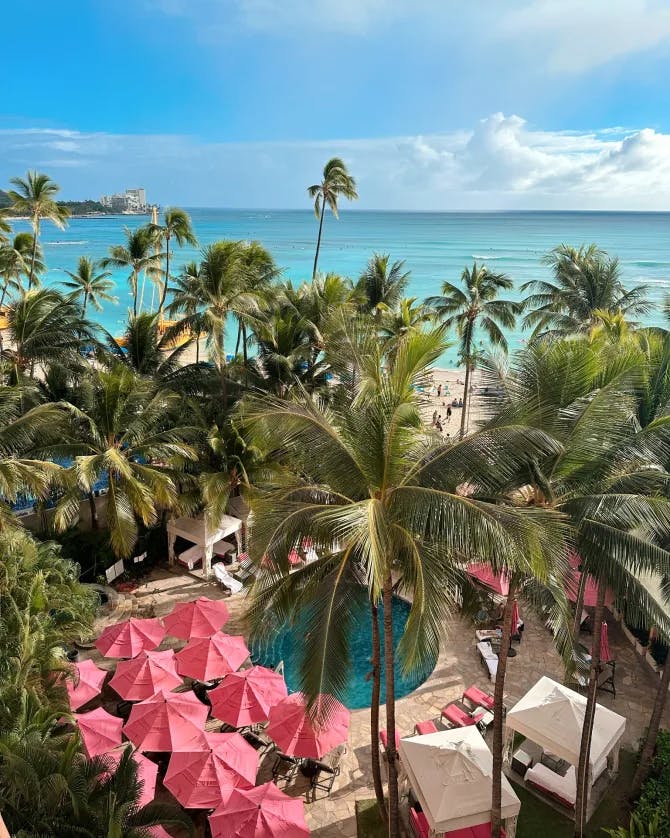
2 0 670 209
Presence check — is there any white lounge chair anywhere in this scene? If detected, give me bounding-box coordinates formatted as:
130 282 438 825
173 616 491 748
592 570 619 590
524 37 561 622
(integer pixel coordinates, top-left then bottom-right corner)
213 562 243 594
476 640 498 680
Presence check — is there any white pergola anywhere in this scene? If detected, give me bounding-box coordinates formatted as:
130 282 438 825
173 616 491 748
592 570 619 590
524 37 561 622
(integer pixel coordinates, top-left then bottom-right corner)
167 514 243 579
504 676 626 782
399 727 520 838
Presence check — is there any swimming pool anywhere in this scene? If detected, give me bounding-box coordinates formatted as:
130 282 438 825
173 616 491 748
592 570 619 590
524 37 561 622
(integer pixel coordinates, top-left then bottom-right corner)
251 593 436 710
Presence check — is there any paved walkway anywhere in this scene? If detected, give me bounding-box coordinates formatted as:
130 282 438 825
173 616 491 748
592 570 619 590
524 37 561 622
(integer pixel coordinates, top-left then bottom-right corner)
89 568 670 837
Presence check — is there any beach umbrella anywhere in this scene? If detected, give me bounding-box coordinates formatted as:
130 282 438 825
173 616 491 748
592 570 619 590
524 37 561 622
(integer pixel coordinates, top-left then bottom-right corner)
267 692 349 759
106 748 159 807
209 666 287 728
109 649 182 701
175 633 250 682
466 563 510 596
95 617 165 659
163 732 258 810
123 689 208 752
208 782 309 838
66 659 108 711
599 621 611 663
511 600 520 634
77 707 123 758
163 596 229 639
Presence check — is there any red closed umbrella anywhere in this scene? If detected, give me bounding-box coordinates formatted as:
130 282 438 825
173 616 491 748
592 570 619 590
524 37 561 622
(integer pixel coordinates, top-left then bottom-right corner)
163 597 230 639
210 666 288 728
66 659 108 711
123 690 208 752
267 692 349 759
163 732 258 809
109 649 182 701
175 634 250 682
95 617 165 659
209 782 309 838
511 600 520 634
77 707 123 758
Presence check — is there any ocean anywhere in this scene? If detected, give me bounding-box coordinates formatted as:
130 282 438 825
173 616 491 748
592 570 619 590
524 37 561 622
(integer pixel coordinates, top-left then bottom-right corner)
11 209 670 364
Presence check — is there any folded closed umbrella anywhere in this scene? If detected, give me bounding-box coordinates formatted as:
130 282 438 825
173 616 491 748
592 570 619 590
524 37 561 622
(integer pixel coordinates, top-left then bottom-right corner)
210 666 287 728
66 659 108 711
164 732 258 809
109 649 182 701
95 617 165 659
123 690 208 752
176 634 250 682
77 707 124 758
163 597 230 639
209 782 309 838
267 692 349 759
511 600 520 635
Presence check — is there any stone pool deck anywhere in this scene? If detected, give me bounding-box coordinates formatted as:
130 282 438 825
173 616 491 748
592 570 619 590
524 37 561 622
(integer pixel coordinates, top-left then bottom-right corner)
90 567 670 837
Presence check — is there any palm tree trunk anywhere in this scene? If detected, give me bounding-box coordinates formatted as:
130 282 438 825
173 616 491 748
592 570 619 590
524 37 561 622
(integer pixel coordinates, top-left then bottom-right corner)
0 283 8 308
159 238 170 313
382 576 400 838
491 581 517 837
312 199 326 280
370 600 386 815
28 220 39 288
459 357 472 439
631 649 670 797
242 323 248 365
88 492 99 530
564 566 588 686
235 324 242 356
574 585 606 837
82 291 89 316
132 271 138 318
196 331 201 364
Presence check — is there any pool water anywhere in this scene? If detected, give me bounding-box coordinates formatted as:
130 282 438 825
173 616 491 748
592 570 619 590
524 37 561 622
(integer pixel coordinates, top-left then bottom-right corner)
251 593 436 710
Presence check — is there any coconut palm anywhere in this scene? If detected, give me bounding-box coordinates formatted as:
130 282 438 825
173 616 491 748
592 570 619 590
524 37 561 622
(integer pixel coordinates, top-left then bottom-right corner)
379 297 432 345
308 158 358 279
0 208 12 242
0 232 44 304
426 261 520 439
148 207 197 314
61 256 116 315
52 366 198 558
235 241 280 364
521 244 651 339
102 226 162 317
7 171 69 287
356 253 410 315
243 327 567 835
105 312 193 381
167 261 208 363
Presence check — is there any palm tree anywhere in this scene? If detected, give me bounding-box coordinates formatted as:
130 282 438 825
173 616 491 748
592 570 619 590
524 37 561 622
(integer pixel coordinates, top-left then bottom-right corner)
7 171 69 287
426 261 519 439
235 241 280 364
0 208 12 243
521 244 651 339
149 207 197 314
61 256 116 315
308 158 358 279
243 327 567 835
0 233 44 305
379 297 432 344
356 254 410 314
52 366 197 558
167 261 208 363
102 226 162 317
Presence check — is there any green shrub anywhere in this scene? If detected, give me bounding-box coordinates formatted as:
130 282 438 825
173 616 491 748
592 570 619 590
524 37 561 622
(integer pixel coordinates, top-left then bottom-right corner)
630 729 670 834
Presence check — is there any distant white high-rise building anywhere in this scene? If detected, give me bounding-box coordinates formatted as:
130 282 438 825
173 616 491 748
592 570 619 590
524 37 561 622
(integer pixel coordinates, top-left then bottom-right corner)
99 188 148 213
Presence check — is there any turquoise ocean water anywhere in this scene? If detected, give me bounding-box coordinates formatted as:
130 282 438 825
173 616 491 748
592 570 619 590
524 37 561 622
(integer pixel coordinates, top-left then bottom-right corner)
13 209 670 364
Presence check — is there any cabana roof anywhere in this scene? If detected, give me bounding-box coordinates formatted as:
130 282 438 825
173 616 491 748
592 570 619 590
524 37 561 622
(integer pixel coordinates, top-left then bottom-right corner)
505 676 625 770
400 727 520 833
167 514 242 547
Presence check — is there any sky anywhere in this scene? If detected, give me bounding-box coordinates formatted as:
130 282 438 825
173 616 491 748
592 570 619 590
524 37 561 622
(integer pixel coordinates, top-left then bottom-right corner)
2 0 670 209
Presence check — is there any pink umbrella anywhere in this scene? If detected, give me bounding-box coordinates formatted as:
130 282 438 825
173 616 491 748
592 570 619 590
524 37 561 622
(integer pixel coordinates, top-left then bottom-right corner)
95 617 165 659
566 553 615 608
599 621 612 663
164 732 258 809
466 563 510 596
209 782 309 838
511 600 520 634
66 659 108 711
210 666 288 728
287 550 302 566
163 597 229 639
267 692 349 759
123 690 208 752
106 748 159 807
109 649 182 701
77 707 123 758
175 634 250 682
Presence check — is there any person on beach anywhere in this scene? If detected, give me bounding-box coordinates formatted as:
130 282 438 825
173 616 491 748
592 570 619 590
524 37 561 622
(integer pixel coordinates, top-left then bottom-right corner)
458 397 463 407
446 406 452 422
437 383 442 399
436 419 443 433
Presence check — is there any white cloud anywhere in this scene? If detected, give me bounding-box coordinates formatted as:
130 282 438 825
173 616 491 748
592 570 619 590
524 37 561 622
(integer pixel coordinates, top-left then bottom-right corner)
1 114 669 210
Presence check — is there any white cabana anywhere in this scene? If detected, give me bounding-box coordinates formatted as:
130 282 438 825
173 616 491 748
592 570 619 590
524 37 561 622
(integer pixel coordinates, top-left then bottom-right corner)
505 676 626 780
400 726 520 838
167 514 242 579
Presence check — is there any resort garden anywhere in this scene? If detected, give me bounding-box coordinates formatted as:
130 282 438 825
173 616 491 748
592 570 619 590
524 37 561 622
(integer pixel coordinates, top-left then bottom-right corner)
1 168 670 838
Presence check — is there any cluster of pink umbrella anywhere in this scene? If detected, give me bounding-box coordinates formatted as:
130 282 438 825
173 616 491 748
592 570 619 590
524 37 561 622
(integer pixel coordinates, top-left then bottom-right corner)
65 595 351 836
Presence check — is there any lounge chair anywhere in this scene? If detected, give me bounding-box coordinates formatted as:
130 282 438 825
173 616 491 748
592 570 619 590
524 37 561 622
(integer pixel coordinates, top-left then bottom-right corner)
476 641 498 680
414 720 438 736
213 562 243 594
271 751 300 784
176 544 202 571
409 808 430 838
597 661 616 697
310 745 346 798
233 554 256 584
441 703 484 729
462 684 494 712
526 763 576 809
379 729 401 753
